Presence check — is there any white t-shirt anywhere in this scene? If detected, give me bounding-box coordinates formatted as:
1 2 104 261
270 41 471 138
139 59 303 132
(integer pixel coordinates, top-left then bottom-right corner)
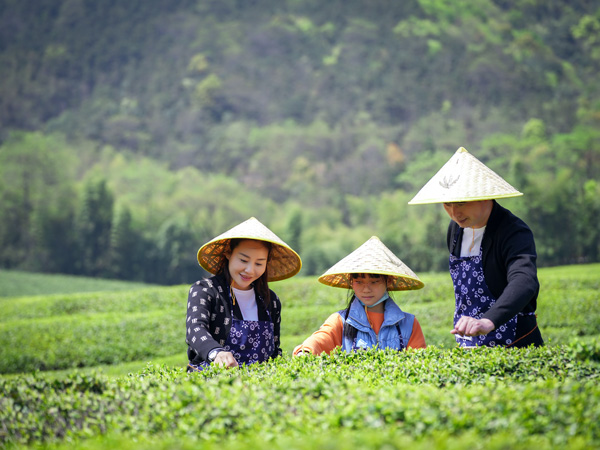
232 287 258 321
460 226 486 257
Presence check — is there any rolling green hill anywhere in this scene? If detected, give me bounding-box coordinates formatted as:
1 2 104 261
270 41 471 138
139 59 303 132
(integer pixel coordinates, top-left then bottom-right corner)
0 269 155 298
1 264 598 375
1 0 599 285
1 266 599 449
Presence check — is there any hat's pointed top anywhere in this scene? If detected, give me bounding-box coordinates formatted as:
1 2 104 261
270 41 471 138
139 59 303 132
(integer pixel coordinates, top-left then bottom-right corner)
318 236 424 291
408 147 522 205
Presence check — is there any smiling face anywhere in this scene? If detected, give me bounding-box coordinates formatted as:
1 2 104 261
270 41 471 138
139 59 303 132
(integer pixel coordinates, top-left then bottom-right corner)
225 239 270 290
351 274 388 307
442 200 493 229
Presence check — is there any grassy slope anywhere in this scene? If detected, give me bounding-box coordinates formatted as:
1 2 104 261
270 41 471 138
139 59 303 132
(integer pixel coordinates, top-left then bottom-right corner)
0 270 156 297
1 267 599 450
0 264 598 377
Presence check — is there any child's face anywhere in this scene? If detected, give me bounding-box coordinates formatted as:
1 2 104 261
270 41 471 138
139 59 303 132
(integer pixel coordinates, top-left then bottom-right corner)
351 275 387 307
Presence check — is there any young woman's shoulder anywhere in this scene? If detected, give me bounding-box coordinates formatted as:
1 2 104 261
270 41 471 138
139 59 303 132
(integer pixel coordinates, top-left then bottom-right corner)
189 274 227 297
268 289 282 308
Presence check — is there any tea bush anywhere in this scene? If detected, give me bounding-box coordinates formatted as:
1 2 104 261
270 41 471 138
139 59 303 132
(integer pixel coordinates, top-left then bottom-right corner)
1 266 599 449
1 347 599 449
1 265 599 374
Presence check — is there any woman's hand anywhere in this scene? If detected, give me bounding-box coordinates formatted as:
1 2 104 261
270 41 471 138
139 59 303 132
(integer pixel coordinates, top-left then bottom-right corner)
213 351 239 368
451 316 495 337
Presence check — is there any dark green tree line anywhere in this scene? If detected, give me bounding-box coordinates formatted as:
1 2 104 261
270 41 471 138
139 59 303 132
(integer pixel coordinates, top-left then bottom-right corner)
0 1 599 282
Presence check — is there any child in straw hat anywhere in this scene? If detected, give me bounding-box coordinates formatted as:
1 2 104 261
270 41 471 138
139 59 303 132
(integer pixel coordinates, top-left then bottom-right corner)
409 147 543 348
187 217 302 371
293 236 426 356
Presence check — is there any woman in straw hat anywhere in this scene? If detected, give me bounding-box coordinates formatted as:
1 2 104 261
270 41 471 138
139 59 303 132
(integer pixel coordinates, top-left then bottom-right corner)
293 236 426 356
409 147 543 348
186 217 301 371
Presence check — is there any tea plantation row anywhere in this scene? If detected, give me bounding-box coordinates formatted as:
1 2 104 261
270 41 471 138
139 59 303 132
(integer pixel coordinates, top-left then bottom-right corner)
1 264 599 374
1 265 599 449
1 346 599 449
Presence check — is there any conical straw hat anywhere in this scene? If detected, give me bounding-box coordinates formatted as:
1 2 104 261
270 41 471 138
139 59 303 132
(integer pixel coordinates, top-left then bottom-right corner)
408 147 523 205
197 217 302 282
318 236 424 291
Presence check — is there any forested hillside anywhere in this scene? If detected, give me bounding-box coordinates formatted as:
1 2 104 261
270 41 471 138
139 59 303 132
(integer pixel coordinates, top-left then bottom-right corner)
1 0 599 284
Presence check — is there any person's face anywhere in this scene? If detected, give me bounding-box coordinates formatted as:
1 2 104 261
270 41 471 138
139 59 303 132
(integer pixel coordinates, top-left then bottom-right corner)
226 240 269 290
443 200 493 229
351 274 388 306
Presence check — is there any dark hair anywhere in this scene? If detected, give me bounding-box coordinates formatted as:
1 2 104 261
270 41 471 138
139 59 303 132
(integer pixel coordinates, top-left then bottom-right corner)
343 273 388 339
217 238 273 307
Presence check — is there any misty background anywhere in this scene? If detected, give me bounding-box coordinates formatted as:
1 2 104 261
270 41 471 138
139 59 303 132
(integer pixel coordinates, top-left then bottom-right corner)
1 0 599 285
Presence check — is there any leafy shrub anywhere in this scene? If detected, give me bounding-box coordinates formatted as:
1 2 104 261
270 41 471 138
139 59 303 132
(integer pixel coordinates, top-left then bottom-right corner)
568 338 600 362
1 265 599 373
1 347 599 448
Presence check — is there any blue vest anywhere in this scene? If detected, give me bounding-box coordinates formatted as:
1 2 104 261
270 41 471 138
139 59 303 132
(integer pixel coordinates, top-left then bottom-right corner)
338 297 415 352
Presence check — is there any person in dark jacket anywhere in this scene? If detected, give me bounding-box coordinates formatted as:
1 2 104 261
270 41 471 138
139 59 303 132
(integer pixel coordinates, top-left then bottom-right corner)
186 217 302 371
409 147 543 348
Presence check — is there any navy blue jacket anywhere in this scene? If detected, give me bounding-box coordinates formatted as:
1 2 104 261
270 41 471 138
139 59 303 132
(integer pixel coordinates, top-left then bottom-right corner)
447 201 543 346
186 272 282 365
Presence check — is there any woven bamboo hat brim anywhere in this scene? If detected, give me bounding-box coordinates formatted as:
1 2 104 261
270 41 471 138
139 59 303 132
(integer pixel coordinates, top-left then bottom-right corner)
408 147 523 205
197 217 302 282
318 236 424 291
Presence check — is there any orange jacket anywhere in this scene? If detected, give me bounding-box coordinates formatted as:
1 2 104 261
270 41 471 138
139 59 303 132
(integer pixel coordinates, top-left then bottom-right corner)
293 309 426 355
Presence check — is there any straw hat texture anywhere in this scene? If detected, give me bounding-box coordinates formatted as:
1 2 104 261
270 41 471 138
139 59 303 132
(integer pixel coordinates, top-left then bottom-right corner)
197 217 302 281
318 236 424 291
408 147 523 205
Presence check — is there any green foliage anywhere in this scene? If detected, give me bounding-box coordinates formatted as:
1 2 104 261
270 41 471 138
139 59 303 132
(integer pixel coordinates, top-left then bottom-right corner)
10 431 593 450
1 347 599 448
75 179 114 276
0 0 599 281
572 14 600 61
109 205 138 280
0 285 185 373
0 270 154 298
1 264 599 374
0 132 78 271
0 266 599 449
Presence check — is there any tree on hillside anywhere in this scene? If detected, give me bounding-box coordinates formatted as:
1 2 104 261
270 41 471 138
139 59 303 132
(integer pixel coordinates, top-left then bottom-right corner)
0 132 77 270
154 216 200 285
109 205 140 280
75 179 114 277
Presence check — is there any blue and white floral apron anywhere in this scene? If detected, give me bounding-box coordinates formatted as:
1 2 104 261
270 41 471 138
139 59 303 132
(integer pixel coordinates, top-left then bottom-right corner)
189 291 275 371
449 233 517 348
